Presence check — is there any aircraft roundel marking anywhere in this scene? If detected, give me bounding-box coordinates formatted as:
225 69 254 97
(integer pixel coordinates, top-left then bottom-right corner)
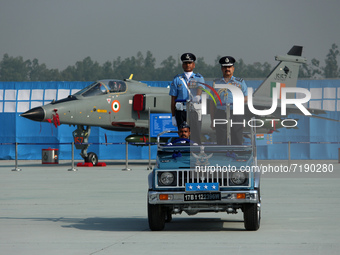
111 100 120 113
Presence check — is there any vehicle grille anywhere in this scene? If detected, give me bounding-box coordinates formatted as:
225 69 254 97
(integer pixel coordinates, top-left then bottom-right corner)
155 169 251 189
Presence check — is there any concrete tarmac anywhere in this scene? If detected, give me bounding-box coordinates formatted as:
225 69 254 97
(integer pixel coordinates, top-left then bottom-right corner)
1 160 340 255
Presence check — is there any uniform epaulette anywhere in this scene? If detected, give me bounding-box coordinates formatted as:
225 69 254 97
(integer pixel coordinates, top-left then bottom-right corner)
234 77 244 82
195 73 203 78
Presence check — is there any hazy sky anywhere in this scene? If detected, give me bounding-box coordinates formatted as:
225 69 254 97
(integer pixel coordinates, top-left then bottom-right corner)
1 0 339 71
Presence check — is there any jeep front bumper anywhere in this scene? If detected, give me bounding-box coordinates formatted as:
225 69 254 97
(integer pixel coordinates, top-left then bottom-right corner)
148 190 259 204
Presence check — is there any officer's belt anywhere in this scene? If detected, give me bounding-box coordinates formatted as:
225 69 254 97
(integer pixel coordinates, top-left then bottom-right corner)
175 101 187 111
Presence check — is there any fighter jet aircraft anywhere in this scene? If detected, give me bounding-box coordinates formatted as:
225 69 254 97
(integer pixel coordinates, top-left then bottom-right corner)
21 74 171 165
21 46 331 165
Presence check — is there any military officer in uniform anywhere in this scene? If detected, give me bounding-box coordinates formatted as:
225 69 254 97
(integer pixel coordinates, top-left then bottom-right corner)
210 56 248 145
167 122 194 145
169 53 205 144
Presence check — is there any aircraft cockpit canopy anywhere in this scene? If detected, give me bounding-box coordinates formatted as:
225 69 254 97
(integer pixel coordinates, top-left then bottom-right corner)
105 80 126 93
74 80 127 97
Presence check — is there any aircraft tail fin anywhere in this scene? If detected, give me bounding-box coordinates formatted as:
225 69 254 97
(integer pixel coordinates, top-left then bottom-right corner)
287 45 303 56
253 46 307 99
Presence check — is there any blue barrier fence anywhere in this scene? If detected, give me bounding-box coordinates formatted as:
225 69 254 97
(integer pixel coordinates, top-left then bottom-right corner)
2 141 340 162
1 80 340 160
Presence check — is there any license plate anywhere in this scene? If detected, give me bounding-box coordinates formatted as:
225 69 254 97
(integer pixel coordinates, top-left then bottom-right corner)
184 192 221 201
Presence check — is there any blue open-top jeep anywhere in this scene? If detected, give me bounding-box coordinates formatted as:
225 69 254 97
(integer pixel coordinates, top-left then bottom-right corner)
147 128 261 231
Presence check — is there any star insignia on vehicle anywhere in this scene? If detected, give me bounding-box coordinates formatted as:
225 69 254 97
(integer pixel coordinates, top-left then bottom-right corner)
212 185 216 190
196 185 201 190
204 185 208 190
188 185 193 190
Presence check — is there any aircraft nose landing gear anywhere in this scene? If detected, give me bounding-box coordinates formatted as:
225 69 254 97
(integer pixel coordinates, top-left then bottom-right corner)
85 152 98 166
73 125 99 166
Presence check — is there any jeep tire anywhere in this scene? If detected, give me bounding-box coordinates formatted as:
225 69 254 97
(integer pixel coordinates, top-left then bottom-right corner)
243 188 261 231
148 203 165 231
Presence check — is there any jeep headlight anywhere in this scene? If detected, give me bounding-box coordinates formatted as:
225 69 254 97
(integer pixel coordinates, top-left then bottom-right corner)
230 171 246 185
160 172 175 185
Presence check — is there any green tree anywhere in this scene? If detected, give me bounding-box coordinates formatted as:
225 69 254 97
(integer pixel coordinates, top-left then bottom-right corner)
299 58 323 79
143 51 156 80
60 57 102 81
112 56 137 79
195 57 211 78
72 57 102 81
29 58 61 81
299 63 311 78
109 51 156 80
4 45 340 81
102 61 114 78
60 65 76 81
324 43 339 78
0 54 31 81
234 58 247 78
157 56 178 80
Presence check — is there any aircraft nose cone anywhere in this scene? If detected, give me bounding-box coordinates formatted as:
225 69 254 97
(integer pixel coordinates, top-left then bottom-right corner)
20 107 45 121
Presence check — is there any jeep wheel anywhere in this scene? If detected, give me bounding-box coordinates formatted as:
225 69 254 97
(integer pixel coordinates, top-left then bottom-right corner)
243 189 261 231
148 203 165 231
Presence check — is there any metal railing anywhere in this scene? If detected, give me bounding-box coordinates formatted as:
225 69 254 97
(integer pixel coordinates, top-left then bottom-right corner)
1 141 339 172
1 141 157 172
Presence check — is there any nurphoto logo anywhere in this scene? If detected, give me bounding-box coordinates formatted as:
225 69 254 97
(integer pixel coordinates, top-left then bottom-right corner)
199 83 311 128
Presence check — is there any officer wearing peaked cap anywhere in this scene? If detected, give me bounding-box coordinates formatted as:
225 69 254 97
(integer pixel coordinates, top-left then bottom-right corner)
219 56 236 66
178 121 190 130
181 53 196 62
167 122 198 145
210 55 248 145
169 53 205 144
